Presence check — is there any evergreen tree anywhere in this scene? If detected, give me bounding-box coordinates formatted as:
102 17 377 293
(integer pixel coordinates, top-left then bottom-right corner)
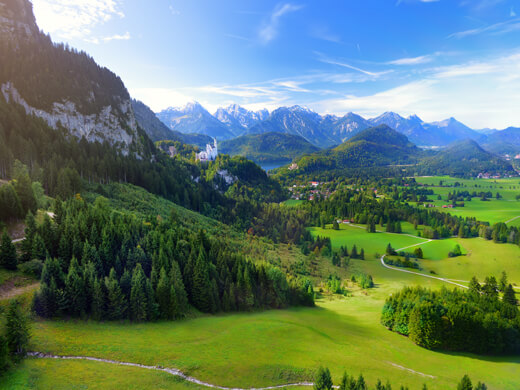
338 372 356 390
192 247 213 312
0 183 23 221
0 230 17 270
156 267 172 319
360 248 365 260
130 264 148 321
170 260 188 315
499 271 508 292
91 277 107 320
64 258 86 316
457 375 473 390
13 171 36 215
314 366 333 390
503 284 517 306
106 269 127 320
413 247 423 259
355 374 367 390
350 245 358 259
468 276 481 297
475 382 487 390
31 233 48 261
5 300 30 360
332 220 339 230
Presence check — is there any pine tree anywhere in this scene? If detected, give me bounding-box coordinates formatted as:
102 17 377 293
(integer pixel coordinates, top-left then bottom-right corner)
503 284 517 306
338 372 356 390
386 243 394 256
145 278 159 321
457 375 473 390
499 271 508 292
170 260 188 315
0 230 17 270
192 247 213 312
31 233 48 261
106 269 127 320
314 366 333 390
91 277 107 320
355 374 367 390
350 245 358 259
13 170 36 215
5 300 30 361
156 267 172 319
413 247 423 259
130 264 148 321
64 258 86 316
475 382 487 390
360 248 365 260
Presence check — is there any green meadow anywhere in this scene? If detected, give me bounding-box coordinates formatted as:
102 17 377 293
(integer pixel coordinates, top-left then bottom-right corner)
3 223 515 390
414 176 520 226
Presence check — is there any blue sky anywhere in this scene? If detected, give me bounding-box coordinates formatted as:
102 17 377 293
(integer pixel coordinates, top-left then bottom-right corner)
32 0 520 128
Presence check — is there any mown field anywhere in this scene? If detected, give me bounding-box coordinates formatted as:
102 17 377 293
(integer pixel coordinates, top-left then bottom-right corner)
414 176 520 226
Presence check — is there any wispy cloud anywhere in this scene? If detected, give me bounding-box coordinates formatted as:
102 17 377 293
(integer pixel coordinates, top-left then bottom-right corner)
511 7 517 17
32 0 126 43
259 3 303 44
309 25 342 43
169 5 180 16
449 18 520 38
317 53 392 78
388 54 436 65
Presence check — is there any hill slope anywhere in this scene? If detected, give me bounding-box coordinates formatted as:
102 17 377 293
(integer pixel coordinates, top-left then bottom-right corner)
0 0 145 154
219 132 320 165
293 125 421 174
419 139 515 177
132 99 212 147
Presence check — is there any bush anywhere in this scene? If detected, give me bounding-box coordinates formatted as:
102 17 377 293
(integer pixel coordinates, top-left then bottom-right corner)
18 259 44 278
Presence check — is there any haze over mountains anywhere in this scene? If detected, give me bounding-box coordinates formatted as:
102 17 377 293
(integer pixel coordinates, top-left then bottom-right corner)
155 102 520 153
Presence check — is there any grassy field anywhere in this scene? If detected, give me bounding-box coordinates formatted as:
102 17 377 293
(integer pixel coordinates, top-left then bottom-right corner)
282 199 304 207
22 293 519 390
0 358 201 390
414 176 520 226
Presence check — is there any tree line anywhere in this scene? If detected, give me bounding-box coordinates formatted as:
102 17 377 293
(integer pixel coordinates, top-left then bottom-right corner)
381 275 519 354
26 196 314 321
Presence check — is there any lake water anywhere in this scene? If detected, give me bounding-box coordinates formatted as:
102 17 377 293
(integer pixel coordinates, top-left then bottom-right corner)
259 161 287 172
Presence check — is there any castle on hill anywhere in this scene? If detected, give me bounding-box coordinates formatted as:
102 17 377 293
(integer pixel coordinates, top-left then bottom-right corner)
196 138 218 161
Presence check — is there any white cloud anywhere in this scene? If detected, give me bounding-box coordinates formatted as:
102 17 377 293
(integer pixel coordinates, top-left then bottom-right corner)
449 18 520 39
32 0 126 43
511 7 517 17
85 31 130 44
169 5 180 15
313 51 520 128
388 54 435 65
259 3 303 44
318 55 392 78
129 87 195 112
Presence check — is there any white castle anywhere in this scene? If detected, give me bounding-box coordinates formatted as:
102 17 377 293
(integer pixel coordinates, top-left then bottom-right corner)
196 138 218 161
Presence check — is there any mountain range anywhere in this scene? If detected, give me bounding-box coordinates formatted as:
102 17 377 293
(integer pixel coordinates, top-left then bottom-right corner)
286 125 515 179
155 102 520 153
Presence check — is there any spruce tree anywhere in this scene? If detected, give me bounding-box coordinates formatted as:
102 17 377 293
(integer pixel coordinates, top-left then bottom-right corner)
31 233 48 261
192 247 213 312
130 264 148 321
5 300 30 360
106 269 127 320
91 277 107 320
64 258 86 316
314 366 333 390
156 267 172 319
170 260 188 315
503 284 517 306
350 245 358 259
360 248 365 260
457 375 473 390
499 271 508 292
355 374 367 390
0 230 17 270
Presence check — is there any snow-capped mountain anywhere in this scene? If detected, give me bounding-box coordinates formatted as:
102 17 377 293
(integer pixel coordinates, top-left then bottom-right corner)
156 102 235 139
214 104 269 135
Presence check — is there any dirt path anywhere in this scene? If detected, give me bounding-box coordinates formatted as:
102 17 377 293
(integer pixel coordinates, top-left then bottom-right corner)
0 281 39 300
505 215 520 224
380 242 469 289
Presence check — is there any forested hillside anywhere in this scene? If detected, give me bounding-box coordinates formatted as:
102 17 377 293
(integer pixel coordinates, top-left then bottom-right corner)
220 132 320 165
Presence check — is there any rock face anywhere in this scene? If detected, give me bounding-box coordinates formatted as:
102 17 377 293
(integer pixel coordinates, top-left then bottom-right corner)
2 82 136 153
0 0 144 155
